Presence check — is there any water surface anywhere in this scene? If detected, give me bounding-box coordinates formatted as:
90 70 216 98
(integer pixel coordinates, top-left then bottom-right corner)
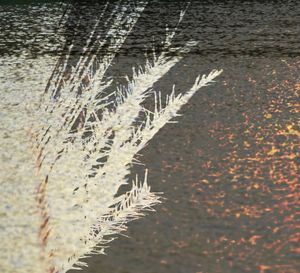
1 1 299 273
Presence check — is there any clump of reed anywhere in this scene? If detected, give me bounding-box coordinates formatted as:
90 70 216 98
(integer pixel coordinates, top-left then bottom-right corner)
0 1 222 273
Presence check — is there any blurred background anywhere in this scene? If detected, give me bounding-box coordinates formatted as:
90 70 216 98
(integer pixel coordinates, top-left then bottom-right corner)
1 1 299 272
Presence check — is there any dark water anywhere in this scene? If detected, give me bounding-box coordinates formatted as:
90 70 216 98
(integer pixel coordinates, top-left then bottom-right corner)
1 1 299 273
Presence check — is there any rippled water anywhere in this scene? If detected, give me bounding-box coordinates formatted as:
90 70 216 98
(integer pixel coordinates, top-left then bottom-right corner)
1 1 299 273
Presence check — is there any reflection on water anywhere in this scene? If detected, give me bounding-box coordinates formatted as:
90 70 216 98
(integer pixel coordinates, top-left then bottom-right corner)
192 59 299 273
0 1 299 273
1 1 300 58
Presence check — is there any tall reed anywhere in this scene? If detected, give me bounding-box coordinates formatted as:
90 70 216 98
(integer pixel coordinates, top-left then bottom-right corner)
0 2 222 272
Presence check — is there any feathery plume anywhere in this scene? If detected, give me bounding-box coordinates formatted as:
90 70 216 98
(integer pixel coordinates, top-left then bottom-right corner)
0 2 222 273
